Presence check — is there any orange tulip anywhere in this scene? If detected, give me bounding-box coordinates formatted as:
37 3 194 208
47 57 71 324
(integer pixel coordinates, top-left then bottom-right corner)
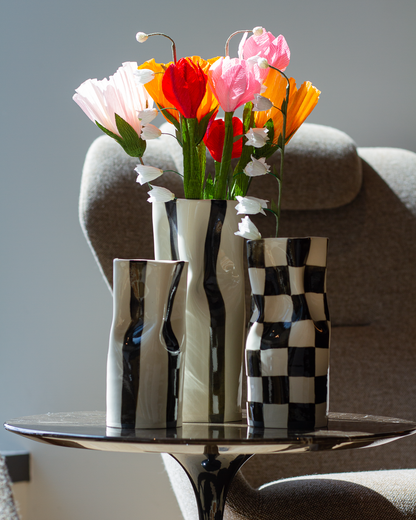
137 56 220 124
254 68 320 145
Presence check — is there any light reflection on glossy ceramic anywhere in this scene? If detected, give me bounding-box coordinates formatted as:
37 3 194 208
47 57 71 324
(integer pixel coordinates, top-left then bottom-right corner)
153 199 245 423
106 259 187 429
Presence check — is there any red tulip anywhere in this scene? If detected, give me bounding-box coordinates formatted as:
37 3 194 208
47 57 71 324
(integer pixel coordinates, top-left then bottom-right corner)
162 58 207 119
203 117 243 163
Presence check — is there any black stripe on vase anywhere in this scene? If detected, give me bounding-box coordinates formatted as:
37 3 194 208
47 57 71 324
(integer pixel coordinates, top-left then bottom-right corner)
165 200 179 260
162 261 185 428
121 261 147 428
247 239 265 268
286 238 311 267
204 200 227 423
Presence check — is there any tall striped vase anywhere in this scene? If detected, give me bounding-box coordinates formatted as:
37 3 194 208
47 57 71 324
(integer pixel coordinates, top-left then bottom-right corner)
152 199 245 423
106 259 188 429
246 237 331 429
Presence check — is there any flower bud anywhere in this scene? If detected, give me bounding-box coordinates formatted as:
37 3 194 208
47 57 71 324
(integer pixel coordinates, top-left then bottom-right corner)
253 27 264 36
136 32 149 43
257 57 269 69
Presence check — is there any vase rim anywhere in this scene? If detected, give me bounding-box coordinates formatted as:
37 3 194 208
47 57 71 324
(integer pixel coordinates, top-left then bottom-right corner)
247 236 329 243
113 258 187 264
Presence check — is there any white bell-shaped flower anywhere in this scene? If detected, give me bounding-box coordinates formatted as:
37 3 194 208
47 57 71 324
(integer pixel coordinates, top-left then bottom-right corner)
236 196 268 216
234 216 262 240
243 156 271 177
147 185 175 203
135 165 164 185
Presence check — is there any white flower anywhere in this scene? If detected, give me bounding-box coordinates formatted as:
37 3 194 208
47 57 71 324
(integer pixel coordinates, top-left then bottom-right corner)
234 216 262 240
73 62 152 139
141 124 162 140
137 108 158 125
136 32 149 43
135 165 164 185
133 68 155 85
245 128 269 148
236 196 268 216
147 186 175 203
252 94 273 112
253 26 264 36
243 156 271 177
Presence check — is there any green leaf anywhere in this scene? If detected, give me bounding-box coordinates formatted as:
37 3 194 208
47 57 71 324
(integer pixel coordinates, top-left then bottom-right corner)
265 119 275 144
271 199 279 214
280 98 288 115
242 102 254 133
156 103 180 131
233 134 244 143
203 175 214 199
195 107 217 145
95 121 123 145
114 113 147 157
232 182 245 198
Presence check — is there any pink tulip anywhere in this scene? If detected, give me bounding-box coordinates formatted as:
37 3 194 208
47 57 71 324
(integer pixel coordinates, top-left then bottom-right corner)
239 29 290 72
73 62 153 138
207 57 263 113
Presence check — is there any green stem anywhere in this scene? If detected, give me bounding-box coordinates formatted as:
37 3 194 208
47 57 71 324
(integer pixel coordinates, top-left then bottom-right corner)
214 111 234 200
265 208 280 238
182 118 202 199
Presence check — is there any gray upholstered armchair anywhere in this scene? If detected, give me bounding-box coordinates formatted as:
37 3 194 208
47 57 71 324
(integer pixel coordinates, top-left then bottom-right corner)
0 455 20 520
79 122 416 519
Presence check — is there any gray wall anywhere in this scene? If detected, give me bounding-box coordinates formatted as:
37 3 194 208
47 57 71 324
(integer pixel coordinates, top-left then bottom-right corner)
0 0 415 519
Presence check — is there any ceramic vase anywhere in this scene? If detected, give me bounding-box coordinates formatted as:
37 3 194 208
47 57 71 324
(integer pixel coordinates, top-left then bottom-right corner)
245 237 330 429
152 199 245 423
106 259 187 429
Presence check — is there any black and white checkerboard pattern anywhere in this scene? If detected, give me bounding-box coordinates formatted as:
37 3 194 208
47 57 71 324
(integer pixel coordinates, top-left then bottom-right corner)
245 237 330 429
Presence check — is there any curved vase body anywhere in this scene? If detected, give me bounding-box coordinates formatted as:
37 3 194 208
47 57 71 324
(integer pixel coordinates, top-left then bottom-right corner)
153 199 245 423
106 259 187 429
246 237 330 429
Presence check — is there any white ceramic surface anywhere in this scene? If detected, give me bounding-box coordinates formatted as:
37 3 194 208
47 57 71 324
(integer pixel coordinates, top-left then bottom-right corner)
153 199 245 423
106 259 187 429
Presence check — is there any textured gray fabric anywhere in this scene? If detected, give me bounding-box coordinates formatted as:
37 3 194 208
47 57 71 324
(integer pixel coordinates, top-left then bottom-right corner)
162 457 416 520
79 123 416 519
0 456 20 520
225 470 416 519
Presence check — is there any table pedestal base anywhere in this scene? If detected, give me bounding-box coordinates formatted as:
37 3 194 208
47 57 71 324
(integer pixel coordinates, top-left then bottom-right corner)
171 450 252 520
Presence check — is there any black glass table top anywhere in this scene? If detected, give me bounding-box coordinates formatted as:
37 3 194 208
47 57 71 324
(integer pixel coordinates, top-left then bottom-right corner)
5 411 416 455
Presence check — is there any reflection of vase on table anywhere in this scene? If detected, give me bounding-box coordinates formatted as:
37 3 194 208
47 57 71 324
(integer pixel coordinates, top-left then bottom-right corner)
106 258 187 429
153 199 245 423
245 237 330 429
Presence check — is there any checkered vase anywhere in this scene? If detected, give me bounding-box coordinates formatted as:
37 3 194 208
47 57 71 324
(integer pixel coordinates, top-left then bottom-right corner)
245 237 330 429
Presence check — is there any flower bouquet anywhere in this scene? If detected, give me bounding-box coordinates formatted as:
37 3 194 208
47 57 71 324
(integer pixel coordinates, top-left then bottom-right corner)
74 26 324 427
73 26 320 237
